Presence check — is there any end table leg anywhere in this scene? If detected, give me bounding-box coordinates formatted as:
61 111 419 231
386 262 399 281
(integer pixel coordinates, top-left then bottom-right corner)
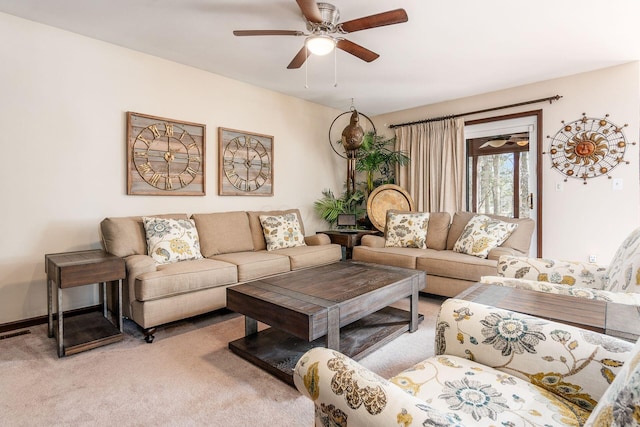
47 279 54 338
57 286 64 357
117 279 123 332
102 282 107 317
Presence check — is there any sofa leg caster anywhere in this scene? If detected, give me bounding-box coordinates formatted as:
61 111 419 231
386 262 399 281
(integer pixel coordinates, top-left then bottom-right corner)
144 328 156 343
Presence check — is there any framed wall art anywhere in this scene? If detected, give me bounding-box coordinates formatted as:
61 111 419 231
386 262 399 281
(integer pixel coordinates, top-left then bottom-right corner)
127 112 206 196
218 127 273 196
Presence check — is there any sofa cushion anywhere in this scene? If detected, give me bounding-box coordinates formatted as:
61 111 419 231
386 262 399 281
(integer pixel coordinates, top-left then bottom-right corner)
259 213 306 251
271 244 342 270
100 213 188 258
384 210 429 249
425 212 451 250
417 250 497 282
247 209 305 251
211 251 290 282
391 354 591 426
143 217 203 264
134 258 237 301
191 211 254 257
352 246 424 269
446 211 534 255
453 214 518 258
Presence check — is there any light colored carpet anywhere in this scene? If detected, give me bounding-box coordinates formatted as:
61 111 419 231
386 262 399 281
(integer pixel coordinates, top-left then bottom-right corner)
1 295 444 426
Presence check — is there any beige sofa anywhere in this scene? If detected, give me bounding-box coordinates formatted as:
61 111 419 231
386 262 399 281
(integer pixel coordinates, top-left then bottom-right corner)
100 209 342 342
352 211 535 297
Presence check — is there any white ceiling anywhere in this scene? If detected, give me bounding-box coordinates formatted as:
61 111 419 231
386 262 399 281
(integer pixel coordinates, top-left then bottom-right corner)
1 0 639 115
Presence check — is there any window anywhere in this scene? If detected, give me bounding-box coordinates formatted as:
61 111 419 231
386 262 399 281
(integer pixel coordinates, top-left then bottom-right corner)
467 133 530 218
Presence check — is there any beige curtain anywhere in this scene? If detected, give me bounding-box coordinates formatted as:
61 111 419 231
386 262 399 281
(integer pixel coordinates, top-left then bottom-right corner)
394 117 466 214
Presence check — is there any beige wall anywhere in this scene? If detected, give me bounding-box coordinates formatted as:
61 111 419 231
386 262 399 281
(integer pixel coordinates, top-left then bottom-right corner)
373 62 640 263
0 13 344 324
2 11 639 325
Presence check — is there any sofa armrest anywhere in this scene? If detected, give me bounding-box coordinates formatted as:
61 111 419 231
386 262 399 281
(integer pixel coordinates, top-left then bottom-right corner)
436 298 634 406
487 246 526 261
294 347 460 427
305 233 331 246
496 255 608 289
479 276 640 306
360 234 385 248
123 254 156 306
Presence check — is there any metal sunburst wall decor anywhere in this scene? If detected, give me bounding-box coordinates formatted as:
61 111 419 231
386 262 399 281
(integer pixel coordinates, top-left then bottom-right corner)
545 113 636 184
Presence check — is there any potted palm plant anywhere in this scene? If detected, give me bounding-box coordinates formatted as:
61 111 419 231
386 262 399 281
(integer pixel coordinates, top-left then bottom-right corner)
356 132 410 194
314 132 410 229
313 189 366 228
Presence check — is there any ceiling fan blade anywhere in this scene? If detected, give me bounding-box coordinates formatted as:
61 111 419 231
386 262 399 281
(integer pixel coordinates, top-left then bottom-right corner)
295 0 323 23
340 9 408 33
287 46 312 69
233 30 304 36
336 39 379 62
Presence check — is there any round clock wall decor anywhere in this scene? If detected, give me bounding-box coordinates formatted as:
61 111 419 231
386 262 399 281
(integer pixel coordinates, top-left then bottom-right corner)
545 113 635 184
127 112 206 195
218 127 273 196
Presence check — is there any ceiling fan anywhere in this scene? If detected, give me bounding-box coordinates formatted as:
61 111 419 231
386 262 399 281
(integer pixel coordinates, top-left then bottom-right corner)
233 0 408 69
480 134 530 149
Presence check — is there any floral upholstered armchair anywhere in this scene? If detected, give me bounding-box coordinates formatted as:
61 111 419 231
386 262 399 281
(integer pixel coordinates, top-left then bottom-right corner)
294 298 640 426
480 226 640 305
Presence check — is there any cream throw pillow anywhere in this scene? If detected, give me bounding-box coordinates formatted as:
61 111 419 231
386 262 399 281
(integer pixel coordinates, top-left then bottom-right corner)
384 211 430 249
143 217 203 264
453 214 518 258
259 213 306 251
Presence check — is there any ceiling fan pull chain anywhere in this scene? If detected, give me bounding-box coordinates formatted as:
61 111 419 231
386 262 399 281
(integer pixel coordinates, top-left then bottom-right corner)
333 45 338 87
304 45 309 89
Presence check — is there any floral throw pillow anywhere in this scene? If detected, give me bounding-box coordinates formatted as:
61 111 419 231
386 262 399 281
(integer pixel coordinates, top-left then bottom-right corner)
259 213 306 251
453 214 518 258
384 211 430 249
604 226 640 293
586 337 640 426
142 217 203 264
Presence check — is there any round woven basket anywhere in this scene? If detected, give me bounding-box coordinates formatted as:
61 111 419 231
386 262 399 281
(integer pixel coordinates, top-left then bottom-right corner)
366 184 415 231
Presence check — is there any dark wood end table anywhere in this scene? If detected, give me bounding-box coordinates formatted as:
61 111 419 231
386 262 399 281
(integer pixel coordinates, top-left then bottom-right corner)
318 230 381 259
45 249 125 357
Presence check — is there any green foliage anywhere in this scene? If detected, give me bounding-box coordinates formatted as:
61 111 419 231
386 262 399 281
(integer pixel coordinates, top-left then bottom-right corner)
355 132 410 193
313 189 366 227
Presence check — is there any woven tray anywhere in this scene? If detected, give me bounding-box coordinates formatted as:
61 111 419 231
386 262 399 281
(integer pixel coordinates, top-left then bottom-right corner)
366 184 415 231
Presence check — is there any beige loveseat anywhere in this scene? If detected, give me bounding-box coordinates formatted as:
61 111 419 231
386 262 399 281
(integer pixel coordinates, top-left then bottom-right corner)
352 211 534 297
100 209 342 342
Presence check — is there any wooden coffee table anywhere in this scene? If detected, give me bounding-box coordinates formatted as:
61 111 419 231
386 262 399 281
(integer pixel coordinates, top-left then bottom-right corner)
456 283 640 342
227 261 426 385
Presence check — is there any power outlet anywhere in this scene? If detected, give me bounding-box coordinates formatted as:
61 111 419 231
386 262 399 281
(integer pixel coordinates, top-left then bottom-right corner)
613 178 623 191
589 254 597 263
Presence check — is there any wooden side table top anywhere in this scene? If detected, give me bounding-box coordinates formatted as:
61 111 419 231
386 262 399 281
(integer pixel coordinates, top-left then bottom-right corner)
456 283 640 342
45 249 125 288
318 230 380 248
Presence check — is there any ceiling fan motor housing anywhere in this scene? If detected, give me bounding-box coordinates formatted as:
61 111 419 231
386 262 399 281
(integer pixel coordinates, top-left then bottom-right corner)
306 2 340 32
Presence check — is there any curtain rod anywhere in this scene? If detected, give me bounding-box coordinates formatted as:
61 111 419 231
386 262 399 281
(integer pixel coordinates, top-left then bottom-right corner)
388 94 562 129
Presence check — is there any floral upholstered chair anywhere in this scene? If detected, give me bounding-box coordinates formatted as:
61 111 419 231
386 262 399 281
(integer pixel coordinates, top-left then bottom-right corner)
480 226 640 305
294 298 640 426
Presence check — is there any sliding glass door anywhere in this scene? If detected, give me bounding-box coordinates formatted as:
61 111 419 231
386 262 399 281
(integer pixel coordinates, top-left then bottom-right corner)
464 112 541 256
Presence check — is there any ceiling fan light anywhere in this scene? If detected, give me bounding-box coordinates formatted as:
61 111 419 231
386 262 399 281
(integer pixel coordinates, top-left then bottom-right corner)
306 35 336 56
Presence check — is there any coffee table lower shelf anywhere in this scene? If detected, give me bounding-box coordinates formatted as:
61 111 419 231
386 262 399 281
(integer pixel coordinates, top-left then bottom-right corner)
228 306 423 386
